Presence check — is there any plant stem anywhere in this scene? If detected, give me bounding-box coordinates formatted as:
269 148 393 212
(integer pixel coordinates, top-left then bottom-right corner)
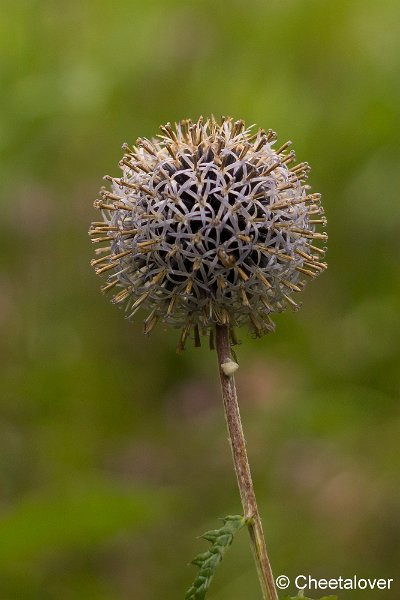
215 324 278 600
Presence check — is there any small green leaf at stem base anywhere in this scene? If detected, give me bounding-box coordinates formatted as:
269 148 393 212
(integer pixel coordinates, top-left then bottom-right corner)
185 515 246 600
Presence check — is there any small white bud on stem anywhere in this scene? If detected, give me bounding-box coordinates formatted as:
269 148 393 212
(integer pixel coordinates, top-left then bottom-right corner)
221 359 239 376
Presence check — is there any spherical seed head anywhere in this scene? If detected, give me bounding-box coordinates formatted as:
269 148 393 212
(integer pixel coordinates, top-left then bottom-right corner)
89 116 327 349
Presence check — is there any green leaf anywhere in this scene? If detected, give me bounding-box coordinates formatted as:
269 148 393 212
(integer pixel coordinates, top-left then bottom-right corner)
185 515 246 600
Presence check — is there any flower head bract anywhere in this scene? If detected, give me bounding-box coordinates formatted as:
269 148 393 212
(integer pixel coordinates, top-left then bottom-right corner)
89 116 327 350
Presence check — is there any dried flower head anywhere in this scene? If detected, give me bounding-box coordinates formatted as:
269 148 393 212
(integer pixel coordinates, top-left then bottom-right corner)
89 116 327 350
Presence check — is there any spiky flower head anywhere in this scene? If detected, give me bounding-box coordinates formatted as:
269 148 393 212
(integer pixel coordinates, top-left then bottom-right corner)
89 116 327 350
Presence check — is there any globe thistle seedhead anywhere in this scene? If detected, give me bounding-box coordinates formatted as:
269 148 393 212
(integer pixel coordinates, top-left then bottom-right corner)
89 116 327 350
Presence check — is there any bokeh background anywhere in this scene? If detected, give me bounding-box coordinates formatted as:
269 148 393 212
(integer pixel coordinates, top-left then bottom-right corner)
1 0 400 598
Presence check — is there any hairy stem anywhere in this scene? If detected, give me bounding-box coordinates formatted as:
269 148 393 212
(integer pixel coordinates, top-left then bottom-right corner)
215 324 278 600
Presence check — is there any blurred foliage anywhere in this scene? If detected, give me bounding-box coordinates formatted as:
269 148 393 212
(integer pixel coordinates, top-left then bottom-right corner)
285 597 337 600
1 0 399 598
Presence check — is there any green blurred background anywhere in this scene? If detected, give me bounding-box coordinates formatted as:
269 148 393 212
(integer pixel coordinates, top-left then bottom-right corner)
1 0 399 598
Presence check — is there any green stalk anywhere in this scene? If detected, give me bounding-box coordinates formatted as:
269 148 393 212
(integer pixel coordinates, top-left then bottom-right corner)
215 324 278 600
